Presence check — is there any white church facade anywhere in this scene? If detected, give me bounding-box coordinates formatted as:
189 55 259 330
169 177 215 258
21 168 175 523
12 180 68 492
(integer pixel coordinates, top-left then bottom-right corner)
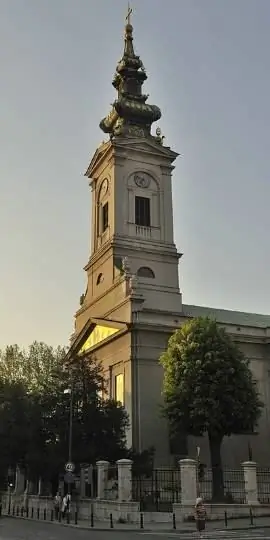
67 14 270 467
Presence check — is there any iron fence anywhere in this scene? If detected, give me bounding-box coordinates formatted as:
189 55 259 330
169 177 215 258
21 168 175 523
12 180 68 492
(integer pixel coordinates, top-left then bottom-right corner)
132 467 181 512
199 467 246 503
257 467 270 504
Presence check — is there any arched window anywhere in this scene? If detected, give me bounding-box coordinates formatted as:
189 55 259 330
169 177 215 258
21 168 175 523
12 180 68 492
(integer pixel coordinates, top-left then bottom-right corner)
96 273 104 285
137 266 155 279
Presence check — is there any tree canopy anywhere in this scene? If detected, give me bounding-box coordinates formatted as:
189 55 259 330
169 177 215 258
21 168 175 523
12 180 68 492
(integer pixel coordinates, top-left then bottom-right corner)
0 342 129 489
160 317 263 500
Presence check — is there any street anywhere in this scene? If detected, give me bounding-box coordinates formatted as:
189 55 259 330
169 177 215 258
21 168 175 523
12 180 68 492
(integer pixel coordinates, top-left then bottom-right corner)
1 518 270 540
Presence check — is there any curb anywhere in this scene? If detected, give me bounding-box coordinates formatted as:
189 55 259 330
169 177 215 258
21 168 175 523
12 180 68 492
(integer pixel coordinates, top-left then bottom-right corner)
2 514 270 534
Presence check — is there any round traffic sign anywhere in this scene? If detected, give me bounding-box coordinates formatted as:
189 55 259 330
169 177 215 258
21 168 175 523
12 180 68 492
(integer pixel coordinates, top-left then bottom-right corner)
65 461 75 473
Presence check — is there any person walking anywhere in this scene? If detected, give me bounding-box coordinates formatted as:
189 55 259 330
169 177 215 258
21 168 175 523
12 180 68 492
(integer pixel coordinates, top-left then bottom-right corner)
53 492 61 520
195 497 206 536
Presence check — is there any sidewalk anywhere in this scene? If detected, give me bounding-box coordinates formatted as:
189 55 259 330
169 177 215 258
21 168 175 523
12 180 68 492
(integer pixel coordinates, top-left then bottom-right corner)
3 513 270 533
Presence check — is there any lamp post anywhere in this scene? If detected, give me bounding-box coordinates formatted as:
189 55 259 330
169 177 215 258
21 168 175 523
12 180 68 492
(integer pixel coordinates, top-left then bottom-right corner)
64 384 74 495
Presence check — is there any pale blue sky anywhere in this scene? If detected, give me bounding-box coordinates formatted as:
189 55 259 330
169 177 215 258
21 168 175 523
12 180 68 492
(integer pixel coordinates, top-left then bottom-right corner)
1 0 270 348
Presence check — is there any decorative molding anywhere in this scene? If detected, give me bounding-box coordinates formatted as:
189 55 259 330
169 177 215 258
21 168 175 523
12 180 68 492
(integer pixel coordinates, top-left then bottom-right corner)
133 172 151 189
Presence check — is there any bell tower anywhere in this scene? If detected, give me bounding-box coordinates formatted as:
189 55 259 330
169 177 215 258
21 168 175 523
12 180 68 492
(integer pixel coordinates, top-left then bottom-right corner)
74 9 182 336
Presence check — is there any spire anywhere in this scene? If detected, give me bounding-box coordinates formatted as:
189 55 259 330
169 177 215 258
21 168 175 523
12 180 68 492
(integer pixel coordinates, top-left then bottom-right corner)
99 6 161 139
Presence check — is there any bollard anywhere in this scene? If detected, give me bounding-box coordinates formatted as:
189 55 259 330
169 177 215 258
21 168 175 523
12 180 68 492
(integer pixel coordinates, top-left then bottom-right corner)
12 505 15 516
50 509 54 521
37 507 40 520
43 508 46 521
140 512 144 529
20 507 24 517
172 512 176 529
75 509 78 525
26 507 29 518
110 513 113 528
249 507 254 526
16 506 19 516
8 502 11 515
31 507 34 518
224 510 228 527
90 510 94 528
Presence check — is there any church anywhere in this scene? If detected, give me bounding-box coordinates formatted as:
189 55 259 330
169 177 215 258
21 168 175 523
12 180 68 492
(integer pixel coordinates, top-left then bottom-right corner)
67 12 270 467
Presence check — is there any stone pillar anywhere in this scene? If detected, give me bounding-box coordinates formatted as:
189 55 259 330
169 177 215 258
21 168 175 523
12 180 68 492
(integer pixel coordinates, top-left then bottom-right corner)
14 466 25 495
117 459 133 502
80 467 86 498
242 461 259 505
38 477 43 496
96 460 109 499
179 459 197 506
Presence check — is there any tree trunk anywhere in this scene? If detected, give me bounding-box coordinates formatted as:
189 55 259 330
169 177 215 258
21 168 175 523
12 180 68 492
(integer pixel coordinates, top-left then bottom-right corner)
208 433 224 502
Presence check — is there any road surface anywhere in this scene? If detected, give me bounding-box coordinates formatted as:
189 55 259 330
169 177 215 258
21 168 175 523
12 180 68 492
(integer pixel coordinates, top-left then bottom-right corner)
1 518 270 540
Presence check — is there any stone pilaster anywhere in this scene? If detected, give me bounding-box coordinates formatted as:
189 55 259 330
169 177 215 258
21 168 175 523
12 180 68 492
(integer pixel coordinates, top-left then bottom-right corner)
14 466 25 495
116 459 133 502
96 460 109 499
242 461 259 505
179 458 197 506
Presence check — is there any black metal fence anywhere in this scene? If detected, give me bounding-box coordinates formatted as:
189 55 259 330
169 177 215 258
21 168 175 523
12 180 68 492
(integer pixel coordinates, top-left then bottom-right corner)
199 467 246 503
257 468 270 504
132 468 181 512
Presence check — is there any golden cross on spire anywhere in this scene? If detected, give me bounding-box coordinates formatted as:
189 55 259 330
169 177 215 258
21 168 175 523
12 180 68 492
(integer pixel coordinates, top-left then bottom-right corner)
126 3 132 25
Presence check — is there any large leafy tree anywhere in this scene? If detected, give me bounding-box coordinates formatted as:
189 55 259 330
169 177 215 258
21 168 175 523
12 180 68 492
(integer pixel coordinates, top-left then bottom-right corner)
160 317 262 501
0 342 129 487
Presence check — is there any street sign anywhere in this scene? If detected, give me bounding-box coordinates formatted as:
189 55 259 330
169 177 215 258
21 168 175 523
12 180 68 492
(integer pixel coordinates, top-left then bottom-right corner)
65 461 75 473
64 472 75 484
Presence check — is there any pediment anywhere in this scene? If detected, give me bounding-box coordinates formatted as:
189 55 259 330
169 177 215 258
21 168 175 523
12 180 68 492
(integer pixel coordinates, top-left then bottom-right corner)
67 318 128 359
85 141 111 178
79 323 120 354
114 137 179 162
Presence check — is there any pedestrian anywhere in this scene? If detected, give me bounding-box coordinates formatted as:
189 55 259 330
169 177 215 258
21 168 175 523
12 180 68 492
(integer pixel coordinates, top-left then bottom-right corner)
53 492 61 520
195 497 206 536
62 493 71 519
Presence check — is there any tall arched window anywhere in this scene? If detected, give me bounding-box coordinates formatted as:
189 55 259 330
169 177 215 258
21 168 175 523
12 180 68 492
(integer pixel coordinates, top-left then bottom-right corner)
96 273 104 285
137 266 155 279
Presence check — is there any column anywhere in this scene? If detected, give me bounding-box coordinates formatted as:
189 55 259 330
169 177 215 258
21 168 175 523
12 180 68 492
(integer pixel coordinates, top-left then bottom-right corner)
242 461 259 505
14 466 25 495
80 467 86 498
179 459 197 506
96 460 109 499
117 459 133 502
38 477 43 496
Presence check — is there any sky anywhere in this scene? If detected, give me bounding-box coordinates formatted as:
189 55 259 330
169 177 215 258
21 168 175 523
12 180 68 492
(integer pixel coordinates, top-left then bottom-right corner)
1 0 270 349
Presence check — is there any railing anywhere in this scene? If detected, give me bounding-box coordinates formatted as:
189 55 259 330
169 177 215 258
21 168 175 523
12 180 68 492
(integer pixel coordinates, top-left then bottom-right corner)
199 467 246 503
132 467 181 512
257 467 270 504
135 225 152 239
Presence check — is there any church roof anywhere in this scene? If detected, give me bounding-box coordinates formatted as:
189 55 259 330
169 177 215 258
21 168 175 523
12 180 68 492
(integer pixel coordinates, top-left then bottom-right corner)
183 304 270 329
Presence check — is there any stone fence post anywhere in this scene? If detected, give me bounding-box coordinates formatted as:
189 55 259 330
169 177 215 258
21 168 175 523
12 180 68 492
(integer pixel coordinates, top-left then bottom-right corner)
179 458 197 506
14 466 25 495
242 461 259 505
117 459 133 502
96 460 109 499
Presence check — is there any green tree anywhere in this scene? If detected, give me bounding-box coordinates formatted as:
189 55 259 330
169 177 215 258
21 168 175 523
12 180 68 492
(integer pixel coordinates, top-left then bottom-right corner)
160 317 262 501
0 342 129 487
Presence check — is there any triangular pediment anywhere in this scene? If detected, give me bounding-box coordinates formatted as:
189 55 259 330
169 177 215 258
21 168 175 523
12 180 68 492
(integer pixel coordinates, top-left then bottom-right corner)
79 323 120 354
67 318 128 359
114 137 179 162
85 141 111 178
